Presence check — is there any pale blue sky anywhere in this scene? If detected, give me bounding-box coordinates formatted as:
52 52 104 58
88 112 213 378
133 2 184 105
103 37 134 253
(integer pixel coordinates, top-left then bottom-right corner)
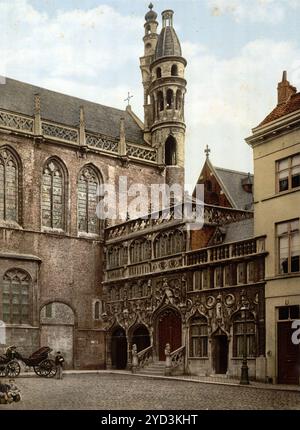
1 0 300 190
28 0 300 56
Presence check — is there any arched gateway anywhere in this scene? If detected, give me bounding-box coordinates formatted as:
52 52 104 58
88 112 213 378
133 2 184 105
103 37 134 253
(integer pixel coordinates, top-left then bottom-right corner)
131 325 150 352
111 327 127 369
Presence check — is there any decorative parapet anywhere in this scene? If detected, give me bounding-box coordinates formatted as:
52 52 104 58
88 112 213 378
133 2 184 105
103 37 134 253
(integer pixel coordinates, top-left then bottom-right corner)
127 143 157 162
86 132 118 153
0 110 34 133
106 203 253 242
42 121 78 143
186 236 266 266
104 236 266 282
0 108 158 164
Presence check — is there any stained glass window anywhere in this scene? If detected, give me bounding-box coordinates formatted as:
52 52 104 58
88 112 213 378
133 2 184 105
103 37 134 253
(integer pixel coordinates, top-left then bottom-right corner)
0 148 18 222
42 159 65 229
78 166 99 234
2 269 31 325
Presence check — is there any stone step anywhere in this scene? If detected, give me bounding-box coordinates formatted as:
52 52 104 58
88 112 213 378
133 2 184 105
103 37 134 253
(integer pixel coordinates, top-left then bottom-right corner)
146 363 165 368
139 369 165 375
138 361 166 375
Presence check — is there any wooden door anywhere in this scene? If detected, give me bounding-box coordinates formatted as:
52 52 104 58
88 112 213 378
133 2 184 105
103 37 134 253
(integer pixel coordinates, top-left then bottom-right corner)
278 322 300 384
212 335 228 374
158 309 182 360
111 327 127 369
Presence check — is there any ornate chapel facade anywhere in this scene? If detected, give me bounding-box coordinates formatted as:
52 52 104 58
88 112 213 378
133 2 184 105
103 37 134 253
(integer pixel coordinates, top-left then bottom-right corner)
0 4 298 384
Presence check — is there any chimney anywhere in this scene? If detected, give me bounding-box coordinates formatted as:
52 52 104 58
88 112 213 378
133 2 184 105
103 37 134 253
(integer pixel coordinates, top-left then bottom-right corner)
277 71 297 105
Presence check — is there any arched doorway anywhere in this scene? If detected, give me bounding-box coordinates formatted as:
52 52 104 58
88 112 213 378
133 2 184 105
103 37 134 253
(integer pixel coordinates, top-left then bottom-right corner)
40 302 75 369
132 325 151 352
157 308 182 360
111 327 127 369
212 329 229 374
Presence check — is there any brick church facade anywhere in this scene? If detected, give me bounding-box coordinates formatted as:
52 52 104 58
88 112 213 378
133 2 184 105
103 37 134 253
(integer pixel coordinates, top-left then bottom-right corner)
0 5 299 384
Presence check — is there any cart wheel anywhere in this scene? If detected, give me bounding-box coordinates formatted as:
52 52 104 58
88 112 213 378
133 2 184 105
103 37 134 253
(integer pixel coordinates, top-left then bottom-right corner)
0 364 8 377
46 359 57 378
34 363 48 377
34 359 52 378
6 360 20 377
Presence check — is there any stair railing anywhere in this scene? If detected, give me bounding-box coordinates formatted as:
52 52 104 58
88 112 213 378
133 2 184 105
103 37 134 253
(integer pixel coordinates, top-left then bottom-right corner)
136 344 153 370
165 343 185 376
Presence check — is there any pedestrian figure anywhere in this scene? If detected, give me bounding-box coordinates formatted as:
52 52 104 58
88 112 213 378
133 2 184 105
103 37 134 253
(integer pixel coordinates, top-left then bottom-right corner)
55 351 65 379
131 344 138 373
7 379 21 402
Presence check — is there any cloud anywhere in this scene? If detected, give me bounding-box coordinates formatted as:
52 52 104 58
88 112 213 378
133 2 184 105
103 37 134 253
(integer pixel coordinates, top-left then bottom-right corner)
0 0 300 193
0 0 142 95
184 38 300 190
207 0 300 24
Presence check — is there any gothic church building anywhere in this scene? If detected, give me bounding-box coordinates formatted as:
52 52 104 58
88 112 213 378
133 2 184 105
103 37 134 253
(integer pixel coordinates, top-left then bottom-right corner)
0 5 299 384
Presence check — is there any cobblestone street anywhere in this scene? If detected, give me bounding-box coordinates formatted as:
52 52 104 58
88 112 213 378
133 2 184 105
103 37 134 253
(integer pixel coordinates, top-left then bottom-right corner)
0 374 300 410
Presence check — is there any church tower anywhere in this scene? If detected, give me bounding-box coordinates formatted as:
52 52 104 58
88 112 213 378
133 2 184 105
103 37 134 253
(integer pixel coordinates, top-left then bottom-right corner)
141 6 187 188
140 3 159 140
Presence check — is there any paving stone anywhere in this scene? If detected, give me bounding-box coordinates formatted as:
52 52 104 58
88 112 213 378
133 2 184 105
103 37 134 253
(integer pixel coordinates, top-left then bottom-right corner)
0 374 299 410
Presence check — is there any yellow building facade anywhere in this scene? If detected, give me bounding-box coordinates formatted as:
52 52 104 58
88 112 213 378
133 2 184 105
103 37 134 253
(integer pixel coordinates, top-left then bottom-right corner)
246 72 300 384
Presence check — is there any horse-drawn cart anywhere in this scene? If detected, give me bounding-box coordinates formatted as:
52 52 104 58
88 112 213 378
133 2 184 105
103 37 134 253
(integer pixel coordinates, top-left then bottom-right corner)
0 348 20 378
0 346 56 378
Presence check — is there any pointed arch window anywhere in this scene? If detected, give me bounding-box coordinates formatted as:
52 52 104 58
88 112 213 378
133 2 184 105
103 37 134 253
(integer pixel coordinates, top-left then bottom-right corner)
42 159 65 230
130 239 151 263
2 269 31 325
0 148 19 222
78 165 100 234
165 136 177 166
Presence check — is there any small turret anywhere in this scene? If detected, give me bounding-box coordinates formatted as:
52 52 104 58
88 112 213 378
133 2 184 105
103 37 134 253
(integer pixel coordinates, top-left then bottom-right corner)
140 3 159 137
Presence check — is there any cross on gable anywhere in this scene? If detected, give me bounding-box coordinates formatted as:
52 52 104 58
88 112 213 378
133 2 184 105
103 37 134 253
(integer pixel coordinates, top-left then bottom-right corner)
124 92 133 106
205 144 211 158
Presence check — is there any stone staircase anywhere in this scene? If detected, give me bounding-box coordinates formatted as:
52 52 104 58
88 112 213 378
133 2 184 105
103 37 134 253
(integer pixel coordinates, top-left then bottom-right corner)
138 361 166 376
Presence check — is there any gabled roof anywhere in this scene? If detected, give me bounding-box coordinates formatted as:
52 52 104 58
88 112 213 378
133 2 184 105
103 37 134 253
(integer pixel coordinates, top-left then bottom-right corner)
215 166 253 211
194 157 254 211
259 92 300 127
0 77 145 144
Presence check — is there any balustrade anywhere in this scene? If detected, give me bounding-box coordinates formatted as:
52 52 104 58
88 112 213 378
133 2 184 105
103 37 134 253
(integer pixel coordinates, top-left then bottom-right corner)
137 345 153 369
